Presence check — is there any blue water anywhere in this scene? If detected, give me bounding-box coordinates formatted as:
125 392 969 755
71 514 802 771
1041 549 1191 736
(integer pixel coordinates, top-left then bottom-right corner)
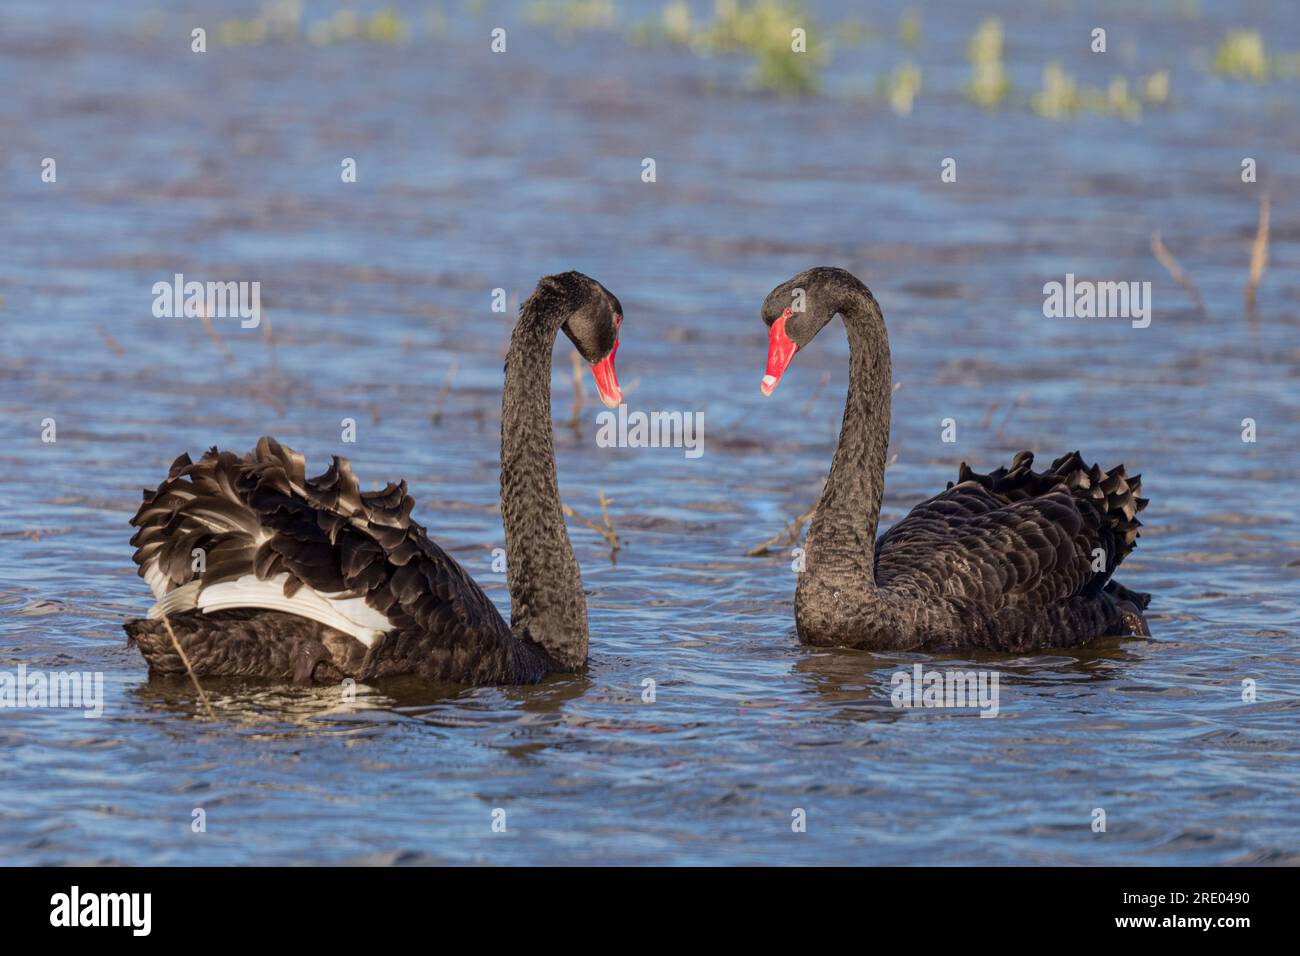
1 0 1297 864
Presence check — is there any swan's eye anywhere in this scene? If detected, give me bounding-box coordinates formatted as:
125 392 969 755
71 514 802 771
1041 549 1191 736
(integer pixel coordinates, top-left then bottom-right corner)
781 307 793 319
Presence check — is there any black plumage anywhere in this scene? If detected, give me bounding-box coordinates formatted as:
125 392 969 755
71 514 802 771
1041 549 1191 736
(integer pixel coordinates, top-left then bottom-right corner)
125 272 625 685
760 267 1151 651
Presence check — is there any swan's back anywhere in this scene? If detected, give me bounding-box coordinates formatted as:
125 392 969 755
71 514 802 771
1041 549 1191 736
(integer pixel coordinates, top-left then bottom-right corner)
874 451 1149 648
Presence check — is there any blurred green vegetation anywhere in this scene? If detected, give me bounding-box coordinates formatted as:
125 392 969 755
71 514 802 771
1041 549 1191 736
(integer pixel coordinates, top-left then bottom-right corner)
898 8 921 49
629 0 826 96
1031 64 1169 121
882 61 922 116
1213 30 1268 80
215 0 411 46
1211 29 1300 81
965 18 1011 108
185 2 1293 120
527 0 617 33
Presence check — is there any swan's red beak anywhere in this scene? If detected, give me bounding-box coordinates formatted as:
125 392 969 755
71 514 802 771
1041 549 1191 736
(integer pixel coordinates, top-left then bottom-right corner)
590 336 622 409
761 311 797 397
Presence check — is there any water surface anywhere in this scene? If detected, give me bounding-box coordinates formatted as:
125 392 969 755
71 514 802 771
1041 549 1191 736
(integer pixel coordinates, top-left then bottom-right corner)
1 0 1298 865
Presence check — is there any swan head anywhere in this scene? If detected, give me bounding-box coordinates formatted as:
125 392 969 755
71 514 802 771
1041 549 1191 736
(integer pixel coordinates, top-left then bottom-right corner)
759 267 867 396
536 271 624 408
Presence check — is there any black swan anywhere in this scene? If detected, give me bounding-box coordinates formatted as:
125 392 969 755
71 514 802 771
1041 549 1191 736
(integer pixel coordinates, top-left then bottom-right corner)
125 271 624 685
759 266 1150 652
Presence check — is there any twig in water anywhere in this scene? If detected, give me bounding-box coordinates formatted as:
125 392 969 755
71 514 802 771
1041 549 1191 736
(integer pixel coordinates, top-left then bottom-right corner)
993 389 1027 440
260 308 277 368
431 361 458 426
196 298 234 360
598 489 614 535
159 612 216 721
248 382 285 415
1151 230 1209 319
746 496 820 557
1245 193 1270 338
562 490 620 563
97 325 126 357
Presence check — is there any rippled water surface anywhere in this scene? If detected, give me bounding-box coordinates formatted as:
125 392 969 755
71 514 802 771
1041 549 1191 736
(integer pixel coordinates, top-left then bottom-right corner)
2 0 1298 865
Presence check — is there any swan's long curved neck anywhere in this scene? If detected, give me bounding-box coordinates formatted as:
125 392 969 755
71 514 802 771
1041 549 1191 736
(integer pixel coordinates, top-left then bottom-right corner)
500 301 589 670
801 291 893 594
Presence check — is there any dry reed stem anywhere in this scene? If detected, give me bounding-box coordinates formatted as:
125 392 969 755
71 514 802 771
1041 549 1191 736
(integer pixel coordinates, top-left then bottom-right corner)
1245 193 1270 335
194 298 234 359
159 612 216 721
1151 230 1209 319
98 325 126 357
746 497 820 557
431 361 458 426
260 309 277 367
248 383 285 415
562 490 620 562
993 389 1027 440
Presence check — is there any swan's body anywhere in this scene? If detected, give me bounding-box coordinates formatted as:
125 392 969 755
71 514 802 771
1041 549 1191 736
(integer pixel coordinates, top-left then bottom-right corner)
760 267 1150 652
125 272 625 685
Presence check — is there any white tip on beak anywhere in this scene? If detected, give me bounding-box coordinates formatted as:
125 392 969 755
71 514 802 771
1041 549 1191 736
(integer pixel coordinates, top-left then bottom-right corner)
760 374 778 396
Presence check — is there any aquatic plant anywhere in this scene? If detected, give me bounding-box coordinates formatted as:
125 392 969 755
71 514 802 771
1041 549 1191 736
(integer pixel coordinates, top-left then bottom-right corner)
1105 76 1142 120
658 1 693 45
833 18 873 47
1142 70 1170 104
965 18 1010 108
527 0 618 33
1030 62 1077 118
630 1 825 96
217 0 295 45
899 8 921 49
884 61 922 116
217 18 268 46
216 1 410 46
306 6 410 44
1031 63 1143 121
1212 30 1268 81
1212 30 1300 80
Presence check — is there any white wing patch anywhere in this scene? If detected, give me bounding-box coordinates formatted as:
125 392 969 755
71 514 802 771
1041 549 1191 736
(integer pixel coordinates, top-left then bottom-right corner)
147 572 389 648
138 527 274 602
141 560 171 600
